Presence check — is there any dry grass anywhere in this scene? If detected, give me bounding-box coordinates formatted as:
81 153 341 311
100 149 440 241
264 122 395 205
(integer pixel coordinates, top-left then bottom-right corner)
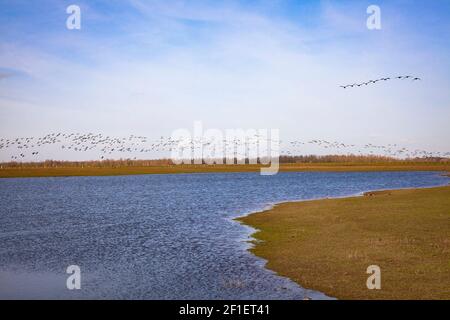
237 186 450 300
0 162 449 178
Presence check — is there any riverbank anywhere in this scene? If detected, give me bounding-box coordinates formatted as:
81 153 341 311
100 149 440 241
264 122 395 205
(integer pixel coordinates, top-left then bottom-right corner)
237 186 450 299
0 162 449 178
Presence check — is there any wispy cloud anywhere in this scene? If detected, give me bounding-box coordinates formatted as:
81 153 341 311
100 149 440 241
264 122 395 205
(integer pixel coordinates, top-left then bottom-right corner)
0 72 13 80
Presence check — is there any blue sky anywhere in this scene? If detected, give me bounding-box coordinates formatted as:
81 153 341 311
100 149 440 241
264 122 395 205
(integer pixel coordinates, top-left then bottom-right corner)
0 0 450 160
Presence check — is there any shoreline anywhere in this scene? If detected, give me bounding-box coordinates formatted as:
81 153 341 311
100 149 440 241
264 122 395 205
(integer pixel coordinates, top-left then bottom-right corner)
236 184 450 300
0 163 449 178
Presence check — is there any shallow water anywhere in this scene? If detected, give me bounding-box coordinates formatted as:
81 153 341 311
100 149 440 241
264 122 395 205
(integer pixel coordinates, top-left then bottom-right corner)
0 171 448 299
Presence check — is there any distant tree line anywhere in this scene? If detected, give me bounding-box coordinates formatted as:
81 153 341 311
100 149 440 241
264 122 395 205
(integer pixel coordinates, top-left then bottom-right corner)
0 155 448 169
279 155 449 163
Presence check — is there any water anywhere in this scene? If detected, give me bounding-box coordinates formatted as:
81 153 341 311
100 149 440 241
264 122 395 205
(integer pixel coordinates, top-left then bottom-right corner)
0 171 448 299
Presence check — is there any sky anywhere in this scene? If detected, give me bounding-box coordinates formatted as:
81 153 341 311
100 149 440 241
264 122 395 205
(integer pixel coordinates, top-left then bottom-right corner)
0 0 450 160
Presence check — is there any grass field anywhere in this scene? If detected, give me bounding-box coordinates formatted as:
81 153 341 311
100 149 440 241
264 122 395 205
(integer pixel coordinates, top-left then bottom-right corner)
0 162 449 178
237 186 450 299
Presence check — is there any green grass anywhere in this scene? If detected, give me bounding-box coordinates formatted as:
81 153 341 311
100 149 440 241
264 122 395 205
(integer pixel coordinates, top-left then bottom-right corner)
1 162 449 178
237 186 450 299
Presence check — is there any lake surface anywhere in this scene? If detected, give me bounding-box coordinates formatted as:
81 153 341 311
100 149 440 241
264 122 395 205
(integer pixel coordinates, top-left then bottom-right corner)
0 171 448 299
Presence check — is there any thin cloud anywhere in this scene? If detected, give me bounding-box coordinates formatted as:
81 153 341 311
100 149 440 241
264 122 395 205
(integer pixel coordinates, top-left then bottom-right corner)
0 73 11 80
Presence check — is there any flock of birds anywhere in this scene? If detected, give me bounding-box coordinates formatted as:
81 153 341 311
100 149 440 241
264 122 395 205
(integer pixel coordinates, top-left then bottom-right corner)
340 75 421 89
0 133 167 161
282 139 449 158
1 132 448 161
